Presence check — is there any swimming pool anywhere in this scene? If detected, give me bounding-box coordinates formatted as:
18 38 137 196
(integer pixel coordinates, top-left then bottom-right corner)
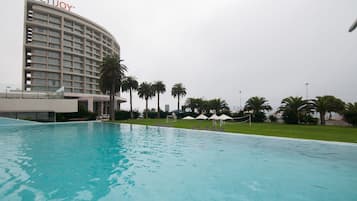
0 122 356 201
0 117 39 126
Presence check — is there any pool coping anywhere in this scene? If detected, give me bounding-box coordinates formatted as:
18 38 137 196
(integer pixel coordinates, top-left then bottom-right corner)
112 122 357 146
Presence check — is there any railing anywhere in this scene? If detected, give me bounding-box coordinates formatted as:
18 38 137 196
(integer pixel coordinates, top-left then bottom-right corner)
0 91 64 99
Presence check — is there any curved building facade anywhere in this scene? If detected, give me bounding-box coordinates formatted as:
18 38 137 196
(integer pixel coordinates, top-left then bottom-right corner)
23 0 125 113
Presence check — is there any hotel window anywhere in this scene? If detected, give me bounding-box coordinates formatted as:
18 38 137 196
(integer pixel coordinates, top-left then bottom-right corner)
32 56 46 63
64 34 73 40
48 65 60 71
48 58 60 65
64 74 72 80
32 34 47 41
49 37 60 44
32 86 48 91
64 19 73 26
64 20 73 31
74 43 83 50
32 49 46 56
73 56 82 62
73 69 83 74
49 15 60 23
64 40 73 47
64 47 73 52
34 27 47 34
47 73 60 79
48 80 60 87
31 41 47 47
49 30 60 37
73 62 83 69
64 53 72 60
34 12 47 19
73 82 81 88
48 51 60 58
32 79 47 85
32 63 47 69
63 60 72 67
49 43 60 49
64 67 72 72
32 71 46 78
64 81 72 87
49 23 61 28
73 49 83 54
64 26 72 32
74 36 83 43
73 89 83 93
73 76 83 82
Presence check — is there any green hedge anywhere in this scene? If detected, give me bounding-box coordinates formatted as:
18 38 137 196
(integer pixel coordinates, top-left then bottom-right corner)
115 110 140 120
56 105 97 122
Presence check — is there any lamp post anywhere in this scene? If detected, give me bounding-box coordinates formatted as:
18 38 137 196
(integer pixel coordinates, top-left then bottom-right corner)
239 90 242 111
5 86 10 98
305 82 309 100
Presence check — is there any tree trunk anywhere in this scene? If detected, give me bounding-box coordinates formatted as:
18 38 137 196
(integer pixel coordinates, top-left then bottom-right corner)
130 89 133 119
157 93 160 118
320 112 326 125
110 83 115 121
145 98 148 119
177 96 180 112
118 88 121 111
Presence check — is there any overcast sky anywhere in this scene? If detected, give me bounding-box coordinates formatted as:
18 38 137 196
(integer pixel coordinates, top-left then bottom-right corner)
0 0 357 111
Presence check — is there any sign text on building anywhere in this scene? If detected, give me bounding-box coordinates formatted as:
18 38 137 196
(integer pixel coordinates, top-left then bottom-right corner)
37 0 75 12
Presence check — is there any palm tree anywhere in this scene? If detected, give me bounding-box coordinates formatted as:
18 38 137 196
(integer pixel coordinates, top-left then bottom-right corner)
313 96 345 125
185 98 201 113
152 81 166 118
278 96 311 124
244 96 272 122
99 54 127 121
122 76 139 119
138 82 154 118
344 102 357 126
209 98 230 114
171 83 187 112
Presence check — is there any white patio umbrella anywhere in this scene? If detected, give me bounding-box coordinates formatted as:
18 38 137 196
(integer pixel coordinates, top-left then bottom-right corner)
209 114 219 120
217 114 233 121
195 114 208 120
183 116 195 120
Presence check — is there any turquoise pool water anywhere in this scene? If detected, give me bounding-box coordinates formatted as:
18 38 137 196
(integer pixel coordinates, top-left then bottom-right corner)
0 122 356 201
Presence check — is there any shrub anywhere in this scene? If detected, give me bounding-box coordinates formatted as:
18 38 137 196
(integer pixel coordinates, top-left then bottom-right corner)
251 111 267 122
115 110 140 120
282 110 299 124
269 115 278 123
56 105 97 122
146 111 169 119
300 114 318 125
344 112 357 126
344 103 357 126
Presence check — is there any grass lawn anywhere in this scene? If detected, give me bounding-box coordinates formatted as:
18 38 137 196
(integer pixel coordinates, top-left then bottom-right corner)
115 119 357 143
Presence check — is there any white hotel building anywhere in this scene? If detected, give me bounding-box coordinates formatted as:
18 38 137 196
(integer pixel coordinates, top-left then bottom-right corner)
22 0 126 115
